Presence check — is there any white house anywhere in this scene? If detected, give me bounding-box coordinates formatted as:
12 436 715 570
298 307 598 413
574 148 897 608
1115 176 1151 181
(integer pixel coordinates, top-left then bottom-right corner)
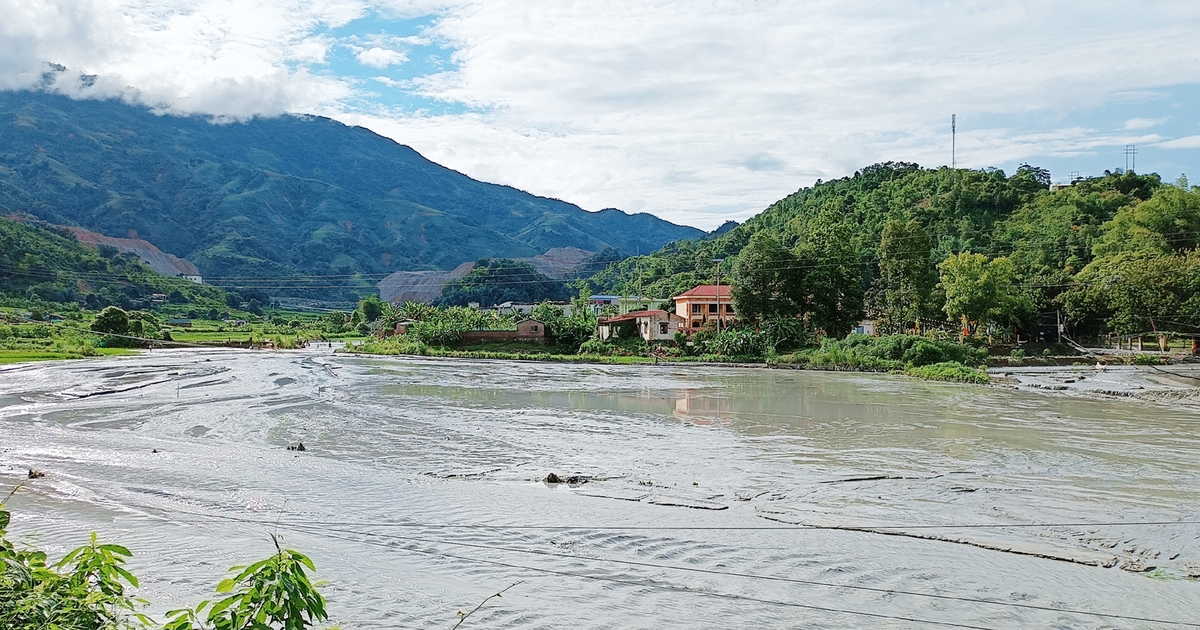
853 319 877 336
597 310 685 342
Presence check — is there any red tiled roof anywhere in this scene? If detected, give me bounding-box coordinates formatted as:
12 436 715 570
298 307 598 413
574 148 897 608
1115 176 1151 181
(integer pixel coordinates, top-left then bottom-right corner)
672 284 731 299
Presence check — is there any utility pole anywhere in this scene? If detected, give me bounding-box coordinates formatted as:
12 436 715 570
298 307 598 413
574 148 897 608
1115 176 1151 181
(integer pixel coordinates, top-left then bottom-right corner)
713 258 725 334
1124 144 1137 172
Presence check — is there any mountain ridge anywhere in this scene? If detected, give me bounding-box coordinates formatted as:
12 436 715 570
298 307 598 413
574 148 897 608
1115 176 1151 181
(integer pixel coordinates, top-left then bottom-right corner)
0 91 703 299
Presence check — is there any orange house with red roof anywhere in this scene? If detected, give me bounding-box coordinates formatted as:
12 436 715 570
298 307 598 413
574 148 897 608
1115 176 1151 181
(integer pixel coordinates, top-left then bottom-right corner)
673 285 736 334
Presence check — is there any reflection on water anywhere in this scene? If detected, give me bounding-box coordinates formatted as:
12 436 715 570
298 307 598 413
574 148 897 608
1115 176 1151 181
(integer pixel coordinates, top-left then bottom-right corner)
1 350 1199 629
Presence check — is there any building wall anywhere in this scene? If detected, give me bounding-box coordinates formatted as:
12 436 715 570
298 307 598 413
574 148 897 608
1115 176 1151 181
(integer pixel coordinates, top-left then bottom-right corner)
675 298 737 332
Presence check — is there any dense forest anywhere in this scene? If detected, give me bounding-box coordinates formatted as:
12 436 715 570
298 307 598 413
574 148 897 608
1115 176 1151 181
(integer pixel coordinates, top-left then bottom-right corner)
587 163 1199 339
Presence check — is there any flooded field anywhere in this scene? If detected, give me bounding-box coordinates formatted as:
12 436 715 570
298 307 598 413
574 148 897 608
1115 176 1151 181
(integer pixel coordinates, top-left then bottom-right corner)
2 349 1199 628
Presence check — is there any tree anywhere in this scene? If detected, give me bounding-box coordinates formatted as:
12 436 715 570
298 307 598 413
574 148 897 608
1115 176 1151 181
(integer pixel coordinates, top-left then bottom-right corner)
1063 249 1200 335
90 306 130 336
730 232 805 321
797 217 865 338
357 295 387 323
870 218 936 331
938 253 1028 335
1092 185 1200 257
436 259 568 307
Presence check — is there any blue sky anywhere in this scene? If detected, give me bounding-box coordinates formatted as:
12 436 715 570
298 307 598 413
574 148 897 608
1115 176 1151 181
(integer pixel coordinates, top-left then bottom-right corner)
3 0 1199 228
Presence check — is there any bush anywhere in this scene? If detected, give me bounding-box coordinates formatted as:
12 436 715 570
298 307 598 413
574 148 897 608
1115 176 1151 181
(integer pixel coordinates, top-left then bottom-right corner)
905 362 990 384
703 327 767 357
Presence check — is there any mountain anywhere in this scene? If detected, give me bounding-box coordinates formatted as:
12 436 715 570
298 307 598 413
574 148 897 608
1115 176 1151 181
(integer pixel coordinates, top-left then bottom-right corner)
0 91 703 300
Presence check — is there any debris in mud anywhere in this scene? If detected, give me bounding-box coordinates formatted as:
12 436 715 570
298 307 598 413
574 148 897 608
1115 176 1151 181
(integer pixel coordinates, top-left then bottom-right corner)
821 474 939 484
286 443 306 452
543 473 590 485
27 469 45 479
151 449 159 453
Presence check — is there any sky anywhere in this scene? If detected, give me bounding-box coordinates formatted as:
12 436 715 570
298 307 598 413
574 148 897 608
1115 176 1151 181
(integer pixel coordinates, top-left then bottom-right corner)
2 0 1199 230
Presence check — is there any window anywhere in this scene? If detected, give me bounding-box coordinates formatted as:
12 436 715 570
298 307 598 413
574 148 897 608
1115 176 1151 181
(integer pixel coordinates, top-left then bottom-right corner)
708 304 719 313
659 322 669 335
531 325 539 332
692 320 702 329
691 304 702 314
724 304 735 314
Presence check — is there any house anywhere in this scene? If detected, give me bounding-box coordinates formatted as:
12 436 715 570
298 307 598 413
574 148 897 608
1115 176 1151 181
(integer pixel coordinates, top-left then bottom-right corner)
460 319 548 344
597 310 685 342
166 318 192 327
673 285 736 333
588 295 668 315
378 319 418 338
495 301 574 317
853 319 877 336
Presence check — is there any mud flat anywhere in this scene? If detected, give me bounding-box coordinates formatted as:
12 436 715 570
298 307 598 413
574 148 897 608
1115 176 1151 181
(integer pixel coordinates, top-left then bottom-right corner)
990 363 1200 405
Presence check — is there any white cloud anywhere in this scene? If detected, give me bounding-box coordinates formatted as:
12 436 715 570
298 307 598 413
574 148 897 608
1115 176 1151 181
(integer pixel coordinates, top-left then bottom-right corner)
356 46 407 68
0 0 367 117
1123 117 1168 130
1158 135 1200 150
2 0 1200 227
344 1 1200 227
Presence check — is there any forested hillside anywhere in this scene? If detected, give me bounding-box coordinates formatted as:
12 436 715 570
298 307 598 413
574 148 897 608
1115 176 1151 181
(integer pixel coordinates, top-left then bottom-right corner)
587 163 1199 338
0 217 229 311
0 91 702 300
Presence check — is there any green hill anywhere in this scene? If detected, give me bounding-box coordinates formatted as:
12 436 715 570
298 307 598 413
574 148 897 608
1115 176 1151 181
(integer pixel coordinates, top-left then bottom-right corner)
0 91 703 300
587 163 1199 337
0 216 229 311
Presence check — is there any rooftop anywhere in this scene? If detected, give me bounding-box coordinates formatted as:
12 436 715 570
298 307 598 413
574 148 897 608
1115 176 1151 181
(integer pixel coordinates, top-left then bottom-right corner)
673 284 732 299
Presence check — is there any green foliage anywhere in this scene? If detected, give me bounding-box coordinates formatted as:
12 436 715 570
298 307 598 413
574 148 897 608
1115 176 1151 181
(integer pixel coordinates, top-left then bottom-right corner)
530 297 598 350
760 316 808 351
356 296 387 323
437 259 568 307
91 306 130 335
702 327 767 357
408 319 469 346
730 232 805 321
0 218 230 312
164 535 327 630
1093 185 1200 257
904 362 990 384
794 214 865 337
585 164 1193 343
1 492 328 630
1062 249 1200 335
870 218 937 331
937 253 1031 333
780 334 987 371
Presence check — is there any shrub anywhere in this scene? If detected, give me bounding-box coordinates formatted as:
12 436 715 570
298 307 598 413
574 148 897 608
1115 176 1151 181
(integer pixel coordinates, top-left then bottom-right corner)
905 362 990 384
703 327 767 357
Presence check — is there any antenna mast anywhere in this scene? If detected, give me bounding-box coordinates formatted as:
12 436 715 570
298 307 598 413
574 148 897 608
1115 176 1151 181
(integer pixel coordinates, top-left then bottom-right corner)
951 114 956 169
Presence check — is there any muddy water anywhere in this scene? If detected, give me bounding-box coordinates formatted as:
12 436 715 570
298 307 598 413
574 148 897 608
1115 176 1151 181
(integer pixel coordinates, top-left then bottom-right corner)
1 349 1199 629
